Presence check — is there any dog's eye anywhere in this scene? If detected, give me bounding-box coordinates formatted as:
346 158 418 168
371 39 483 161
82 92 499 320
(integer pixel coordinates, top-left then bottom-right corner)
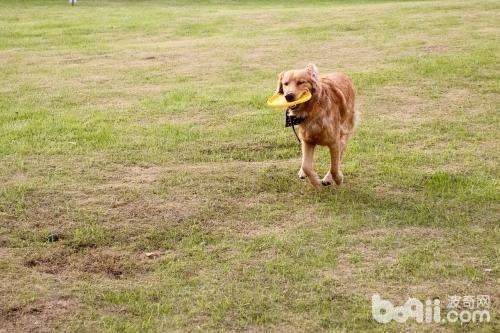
297 81 305 85
283 82 289 86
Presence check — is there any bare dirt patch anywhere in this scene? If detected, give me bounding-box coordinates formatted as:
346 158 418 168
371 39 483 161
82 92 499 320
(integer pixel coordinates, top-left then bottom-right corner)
22 246 149 280
1 295 77 333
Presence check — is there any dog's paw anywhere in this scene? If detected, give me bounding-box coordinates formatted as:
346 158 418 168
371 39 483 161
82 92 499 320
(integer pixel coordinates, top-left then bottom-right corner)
298 168 306 179
333 171 344 186
321 172 334 186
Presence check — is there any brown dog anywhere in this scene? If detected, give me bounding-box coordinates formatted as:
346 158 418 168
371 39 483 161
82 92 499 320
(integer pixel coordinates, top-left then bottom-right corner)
275 64 358 189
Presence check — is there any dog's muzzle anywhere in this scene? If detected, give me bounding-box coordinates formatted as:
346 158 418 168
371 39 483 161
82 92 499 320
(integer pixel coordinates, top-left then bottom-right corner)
284 93 295 102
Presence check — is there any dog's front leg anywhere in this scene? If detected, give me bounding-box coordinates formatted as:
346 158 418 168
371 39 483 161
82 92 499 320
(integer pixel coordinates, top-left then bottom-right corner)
298 168 306 179
301 141 321 189
323 141 343 186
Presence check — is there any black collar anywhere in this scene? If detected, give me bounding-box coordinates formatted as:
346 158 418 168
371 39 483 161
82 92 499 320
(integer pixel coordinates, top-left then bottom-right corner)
285 110 305 127
285 109 304 143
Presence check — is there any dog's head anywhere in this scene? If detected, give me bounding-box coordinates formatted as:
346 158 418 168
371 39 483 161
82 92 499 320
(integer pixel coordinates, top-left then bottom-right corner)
275 63 319 113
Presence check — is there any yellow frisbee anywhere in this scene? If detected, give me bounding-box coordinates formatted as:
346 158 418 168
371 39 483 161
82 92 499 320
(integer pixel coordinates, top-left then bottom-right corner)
266 91 312 108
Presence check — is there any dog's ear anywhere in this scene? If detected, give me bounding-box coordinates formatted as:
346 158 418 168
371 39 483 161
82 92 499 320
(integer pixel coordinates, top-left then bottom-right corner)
275 71 284 94
306 63 318 78
306 63 319 92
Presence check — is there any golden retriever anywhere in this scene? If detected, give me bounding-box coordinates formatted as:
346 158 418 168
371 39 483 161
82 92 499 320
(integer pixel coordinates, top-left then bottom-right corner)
275 64 358 189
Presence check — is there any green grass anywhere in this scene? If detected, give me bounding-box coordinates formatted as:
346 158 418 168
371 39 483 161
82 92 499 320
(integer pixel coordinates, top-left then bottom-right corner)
0 0 499 332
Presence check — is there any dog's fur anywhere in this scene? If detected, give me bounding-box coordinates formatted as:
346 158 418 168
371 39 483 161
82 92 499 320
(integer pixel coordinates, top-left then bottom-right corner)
276 64 358 188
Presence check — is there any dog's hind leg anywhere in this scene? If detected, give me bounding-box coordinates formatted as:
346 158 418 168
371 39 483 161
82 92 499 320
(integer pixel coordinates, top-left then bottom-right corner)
322 141 343 186
339 133 350 161
301 141 321 188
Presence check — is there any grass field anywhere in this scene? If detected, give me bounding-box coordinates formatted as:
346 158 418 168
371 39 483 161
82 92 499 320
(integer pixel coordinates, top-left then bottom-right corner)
0 0 499 332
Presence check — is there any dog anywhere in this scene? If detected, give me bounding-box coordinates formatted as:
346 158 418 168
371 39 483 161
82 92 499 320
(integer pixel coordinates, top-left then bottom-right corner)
275 64 358 189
